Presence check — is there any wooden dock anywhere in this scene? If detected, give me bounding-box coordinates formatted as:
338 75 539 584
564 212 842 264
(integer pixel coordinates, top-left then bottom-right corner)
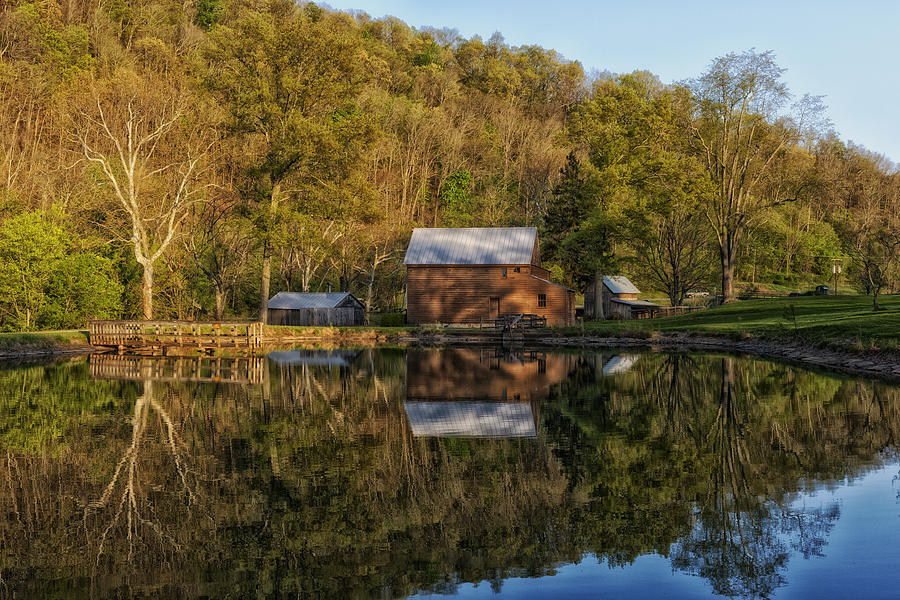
89 320 264 354
90 354 267 384
481 313 548 330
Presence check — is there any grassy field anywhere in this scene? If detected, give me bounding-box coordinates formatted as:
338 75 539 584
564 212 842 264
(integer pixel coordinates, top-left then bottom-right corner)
570 295 900 351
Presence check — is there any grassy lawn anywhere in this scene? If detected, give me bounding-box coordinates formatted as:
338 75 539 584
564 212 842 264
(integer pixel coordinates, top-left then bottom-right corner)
570 295 900 351
0 330 90 351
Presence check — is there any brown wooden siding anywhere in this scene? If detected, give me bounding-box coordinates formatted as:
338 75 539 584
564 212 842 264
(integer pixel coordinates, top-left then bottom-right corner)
406 265 574 326
406 348 575 403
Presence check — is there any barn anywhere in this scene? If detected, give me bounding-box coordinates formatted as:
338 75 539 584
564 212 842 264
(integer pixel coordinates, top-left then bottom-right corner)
584 275 659 320
266 292 366 326
404 227 575 326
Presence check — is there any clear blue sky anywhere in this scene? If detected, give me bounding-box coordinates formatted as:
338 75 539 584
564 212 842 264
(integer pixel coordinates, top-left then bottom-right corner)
326 0 900 165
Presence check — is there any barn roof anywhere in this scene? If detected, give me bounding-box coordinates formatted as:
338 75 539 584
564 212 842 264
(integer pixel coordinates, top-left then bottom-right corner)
602 275 641 295
268 292 360 310
404 227 537 265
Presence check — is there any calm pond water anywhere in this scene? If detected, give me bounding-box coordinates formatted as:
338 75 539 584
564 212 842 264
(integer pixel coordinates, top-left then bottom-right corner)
1 347 899 599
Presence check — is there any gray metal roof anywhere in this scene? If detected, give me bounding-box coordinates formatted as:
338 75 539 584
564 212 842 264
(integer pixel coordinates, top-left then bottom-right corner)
404 227 537 265
268 292 359 310
609 298 659 308
602 275 641 295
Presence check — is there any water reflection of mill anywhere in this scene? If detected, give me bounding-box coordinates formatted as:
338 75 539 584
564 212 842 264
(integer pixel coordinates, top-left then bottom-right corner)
401 349 637 438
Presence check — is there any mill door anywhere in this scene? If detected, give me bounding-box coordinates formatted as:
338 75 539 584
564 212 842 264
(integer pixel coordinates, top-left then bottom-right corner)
489 297 500 319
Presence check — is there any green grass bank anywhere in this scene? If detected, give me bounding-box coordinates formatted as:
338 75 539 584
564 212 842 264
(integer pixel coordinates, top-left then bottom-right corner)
564 295 900 351
0 330 91 357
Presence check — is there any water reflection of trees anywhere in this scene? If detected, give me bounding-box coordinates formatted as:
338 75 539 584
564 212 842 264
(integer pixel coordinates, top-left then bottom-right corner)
667 358 841 598
82 380 206 574
0 352 899 598
542 352 900 596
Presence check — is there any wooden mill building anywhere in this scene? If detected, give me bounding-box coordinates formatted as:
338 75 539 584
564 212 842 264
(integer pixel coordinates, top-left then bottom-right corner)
403 227 575 326
266 292 365 326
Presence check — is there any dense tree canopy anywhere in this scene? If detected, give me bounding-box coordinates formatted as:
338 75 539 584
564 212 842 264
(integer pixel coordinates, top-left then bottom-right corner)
0 0 896 327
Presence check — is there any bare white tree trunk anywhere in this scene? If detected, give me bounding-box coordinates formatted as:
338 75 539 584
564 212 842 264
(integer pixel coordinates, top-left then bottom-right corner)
73 82 206 320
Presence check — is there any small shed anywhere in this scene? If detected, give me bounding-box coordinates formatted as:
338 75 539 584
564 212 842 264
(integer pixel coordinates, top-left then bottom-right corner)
267 292 365 326
585 274 660 320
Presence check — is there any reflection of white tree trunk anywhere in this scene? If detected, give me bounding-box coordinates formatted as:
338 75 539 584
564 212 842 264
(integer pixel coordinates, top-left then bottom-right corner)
84 381 197 565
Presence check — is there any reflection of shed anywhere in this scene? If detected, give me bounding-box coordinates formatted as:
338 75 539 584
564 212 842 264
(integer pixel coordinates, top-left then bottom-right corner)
266 292 365 326
267 349 360 367
601 354 640 376
403 348 575 438
585 274 659 320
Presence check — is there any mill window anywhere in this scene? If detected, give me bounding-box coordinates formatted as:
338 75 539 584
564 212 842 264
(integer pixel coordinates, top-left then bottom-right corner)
538 294 547 308
501 268 507 278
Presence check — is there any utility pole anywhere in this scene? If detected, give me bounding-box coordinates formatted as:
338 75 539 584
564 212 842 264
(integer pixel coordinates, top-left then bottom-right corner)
832 259 842 295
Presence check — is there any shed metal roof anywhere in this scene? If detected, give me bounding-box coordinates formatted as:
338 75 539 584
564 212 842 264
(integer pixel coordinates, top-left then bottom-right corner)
404 227 537 265
602 275 641 295
610 298 659 308
268 292 359 310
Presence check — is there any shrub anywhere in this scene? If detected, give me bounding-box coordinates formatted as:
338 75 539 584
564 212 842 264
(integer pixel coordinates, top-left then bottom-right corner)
0 210 122 330
376 312 406 327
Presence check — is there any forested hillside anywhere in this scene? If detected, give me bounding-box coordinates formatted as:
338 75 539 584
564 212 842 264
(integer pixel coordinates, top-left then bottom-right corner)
0 0 897 329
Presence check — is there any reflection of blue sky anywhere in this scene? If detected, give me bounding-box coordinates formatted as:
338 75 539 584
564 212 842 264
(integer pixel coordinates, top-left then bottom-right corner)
409 461 900 599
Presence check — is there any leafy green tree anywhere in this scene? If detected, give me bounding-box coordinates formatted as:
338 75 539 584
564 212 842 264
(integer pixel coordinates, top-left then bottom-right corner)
194 0 224 31
201 2 372 321
0 210 122 330
44 252 123 328
440 170 476 227
566 72 713 297
689 50 820 301
624 196 713 306
541 151 613 289
0 211 66 330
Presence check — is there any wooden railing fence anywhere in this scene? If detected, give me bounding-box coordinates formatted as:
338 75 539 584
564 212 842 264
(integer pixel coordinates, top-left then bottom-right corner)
89 320 264 351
